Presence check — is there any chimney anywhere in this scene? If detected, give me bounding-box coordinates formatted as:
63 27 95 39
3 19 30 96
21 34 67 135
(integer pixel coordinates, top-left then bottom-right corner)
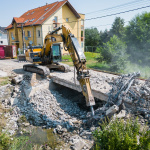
46 3 48 5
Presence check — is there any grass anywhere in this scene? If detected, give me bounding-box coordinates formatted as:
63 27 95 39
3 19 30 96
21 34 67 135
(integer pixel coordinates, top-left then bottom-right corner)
0 77 10 87
0 104 7 131
62 52 150 78
62 52 109 69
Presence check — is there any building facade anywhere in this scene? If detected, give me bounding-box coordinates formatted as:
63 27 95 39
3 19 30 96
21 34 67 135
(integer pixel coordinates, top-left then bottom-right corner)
6 0 85 54
0 27 8 45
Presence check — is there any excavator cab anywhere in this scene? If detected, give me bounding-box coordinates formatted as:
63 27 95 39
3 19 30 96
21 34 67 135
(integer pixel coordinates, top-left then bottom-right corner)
52 44 62 63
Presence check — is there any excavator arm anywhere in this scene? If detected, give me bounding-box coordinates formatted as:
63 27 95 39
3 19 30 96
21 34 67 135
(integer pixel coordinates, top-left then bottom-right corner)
50 25 95 115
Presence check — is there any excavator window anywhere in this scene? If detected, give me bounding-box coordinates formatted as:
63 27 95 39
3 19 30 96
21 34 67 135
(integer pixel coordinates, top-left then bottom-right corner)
52 44 61 62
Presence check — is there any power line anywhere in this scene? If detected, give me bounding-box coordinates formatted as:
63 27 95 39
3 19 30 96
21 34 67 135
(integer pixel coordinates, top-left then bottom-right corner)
85 5 150 21
41 0 150 24
86 0 150 15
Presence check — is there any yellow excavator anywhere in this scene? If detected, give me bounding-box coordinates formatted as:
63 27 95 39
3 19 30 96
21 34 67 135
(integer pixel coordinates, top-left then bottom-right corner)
23 25 95 116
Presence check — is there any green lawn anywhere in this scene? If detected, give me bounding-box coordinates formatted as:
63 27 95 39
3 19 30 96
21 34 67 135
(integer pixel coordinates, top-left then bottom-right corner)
62 52 110 70
62 52 150 78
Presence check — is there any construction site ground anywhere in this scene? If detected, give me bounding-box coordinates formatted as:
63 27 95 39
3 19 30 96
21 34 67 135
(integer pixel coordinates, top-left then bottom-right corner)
0 59 149 150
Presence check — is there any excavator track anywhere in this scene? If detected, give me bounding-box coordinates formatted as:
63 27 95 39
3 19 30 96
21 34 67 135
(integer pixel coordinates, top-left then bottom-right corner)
23 64 50 76
58 63 71 72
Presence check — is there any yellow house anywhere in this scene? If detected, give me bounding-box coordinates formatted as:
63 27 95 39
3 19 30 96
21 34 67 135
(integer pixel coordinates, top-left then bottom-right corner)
6 0 85 55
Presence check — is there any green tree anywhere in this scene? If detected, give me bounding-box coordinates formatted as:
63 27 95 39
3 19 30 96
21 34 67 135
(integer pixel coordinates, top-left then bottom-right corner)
111 17 125 38
85 27 100 46
98 35 128 72
125 12 150 64
99 29 112 46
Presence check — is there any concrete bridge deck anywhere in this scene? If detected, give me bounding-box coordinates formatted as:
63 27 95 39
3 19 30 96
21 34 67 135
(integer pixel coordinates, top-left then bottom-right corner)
50 68 118 101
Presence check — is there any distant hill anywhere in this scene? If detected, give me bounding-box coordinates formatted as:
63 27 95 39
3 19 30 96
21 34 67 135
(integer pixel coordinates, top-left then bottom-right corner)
0 26 7 34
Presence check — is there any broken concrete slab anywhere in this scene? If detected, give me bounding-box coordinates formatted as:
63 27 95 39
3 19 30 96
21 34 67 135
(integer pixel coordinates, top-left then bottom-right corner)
23 80 50 97
50 68 116 101
10 97 18 106
12 75 23 84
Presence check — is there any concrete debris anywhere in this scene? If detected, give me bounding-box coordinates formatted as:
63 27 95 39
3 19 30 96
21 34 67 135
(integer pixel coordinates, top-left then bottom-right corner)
94 72 150 126
12 75 23 84
106 105 119 116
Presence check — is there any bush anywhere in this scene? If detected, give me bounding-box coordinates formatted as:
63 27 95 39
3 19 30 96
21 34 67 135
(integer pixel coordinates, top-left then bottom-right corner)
97 35 128 72
0 132 11 150
93 118 150 150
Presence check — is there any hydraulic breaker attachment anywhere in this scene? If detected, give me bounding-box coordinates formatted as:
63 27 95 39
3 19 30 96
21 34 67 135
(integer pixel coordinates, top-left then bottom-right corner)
79 77 95 116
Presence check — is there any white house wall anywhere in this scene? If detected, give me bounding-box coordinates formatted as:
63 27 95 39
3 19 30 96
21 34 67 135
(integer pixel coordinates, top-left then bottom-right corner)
0 33 8 45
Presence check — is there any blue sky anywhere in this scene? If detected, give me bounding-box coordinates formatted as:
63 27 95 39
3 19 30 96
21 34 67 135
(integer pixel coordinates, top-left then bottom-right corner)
1 0 150 31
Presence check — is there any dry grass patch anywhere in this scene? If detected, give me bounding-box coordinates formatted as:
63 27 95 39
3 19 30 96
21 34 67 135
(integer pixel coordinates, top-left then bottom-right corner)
0 77 10 87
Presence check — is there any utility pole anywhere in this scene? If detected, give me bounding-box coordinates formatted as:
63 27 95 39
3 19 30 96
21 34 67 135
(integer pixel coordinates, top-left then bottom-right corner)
21 23 25 54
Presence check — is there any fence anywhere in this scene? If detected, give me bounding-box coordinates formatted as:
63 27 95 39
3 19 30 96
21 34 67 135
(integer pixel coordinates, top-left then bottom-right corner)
85 46 98 53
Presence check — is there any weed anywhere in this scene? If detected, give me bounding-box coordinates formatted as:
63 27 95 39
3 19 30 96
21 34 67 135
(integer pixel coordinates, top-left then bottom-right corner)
93 118 150 150
0 77 10 87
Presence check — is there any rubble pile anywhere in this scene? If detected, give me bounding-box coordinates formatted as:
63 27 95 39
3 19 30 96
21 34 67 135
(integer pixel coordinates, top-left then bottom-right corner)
95 72 150 126
0 73 94 149
15 74 87 128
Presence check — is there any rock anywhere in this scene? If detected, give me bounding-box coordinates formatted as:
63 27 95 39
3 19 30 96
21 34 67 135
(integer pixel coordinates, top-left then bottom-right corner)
80 130 92 137
10 98 18 105
106 105 119 116
70 135 86 150
12 75 23 84
57 125 62 130
23 80 50 97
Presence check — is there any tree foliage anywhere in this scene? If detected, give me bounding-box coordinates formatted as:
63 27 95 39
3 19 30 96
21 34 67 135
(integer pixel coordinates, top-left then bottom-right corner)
98 35 128 72
111 17 125 38
125 12 150 64
85 28 100 46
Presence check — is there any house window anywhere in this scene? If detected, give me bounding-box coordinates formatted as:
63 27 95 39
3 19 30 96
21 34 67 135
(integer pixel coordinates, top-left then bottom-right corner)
27 31 31 37
31 11 35 15
29 18 35 22
81 19 84 26
54 16 58 23
81 42 84 48
1 41 3 44
66 18 69 22
11 32 13 38
38 30 40 37
81 31 83 37
24 19 29 23
0 33 2 36
26 13 30 15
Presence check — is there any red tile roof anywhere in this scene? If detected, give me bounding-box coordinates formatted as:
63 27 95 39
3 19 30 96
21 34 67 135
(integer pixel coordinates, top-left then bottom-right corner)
6 0 80 30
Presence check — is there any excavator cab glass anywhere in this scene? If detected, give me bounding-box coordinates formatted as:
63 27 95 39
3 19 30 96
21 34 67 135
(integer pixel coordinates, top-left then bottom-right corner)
52 44 61 62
